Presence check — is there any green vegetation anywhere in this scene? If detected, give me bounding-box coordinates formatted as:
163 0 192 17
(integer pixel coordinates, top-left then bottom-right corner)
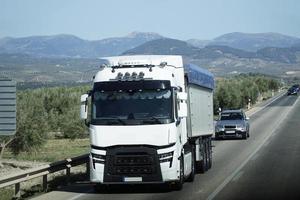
214 74 281 113
0 188 14 200
10 85 90 155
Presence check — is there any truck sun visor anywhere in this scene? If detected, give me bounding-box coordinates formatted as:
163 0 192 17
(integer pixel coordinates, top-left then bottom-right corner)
93 80 171 91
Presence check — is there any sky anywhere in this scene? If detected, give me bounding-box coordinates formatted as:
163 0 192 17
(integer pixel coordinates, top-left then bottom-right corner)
0 0 300 40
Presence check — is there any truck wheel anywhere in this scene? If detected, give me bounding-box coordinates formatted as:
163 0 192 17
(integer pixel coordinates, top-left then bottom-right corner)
198 139 208 173
187 150 195 182
173 156 184 190
208 138 212 169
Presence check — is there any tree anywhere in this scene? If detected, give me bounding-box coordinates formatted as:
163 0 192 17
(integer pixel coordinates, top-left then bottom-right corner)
10 91 48 155
0 136 14 167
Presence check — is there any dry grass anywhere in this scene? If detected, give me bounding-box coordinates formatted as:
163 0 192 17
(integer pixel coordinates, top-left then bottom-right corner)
4 138 90 162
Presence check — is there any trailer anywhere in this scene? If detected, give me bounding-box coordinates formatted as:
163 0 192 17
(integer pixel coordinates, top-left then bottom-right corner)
80 55 214 190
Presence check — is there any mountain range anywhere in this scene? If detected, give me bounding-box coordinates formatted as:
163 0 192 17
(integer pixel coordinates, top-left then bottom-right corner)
1 31 300 83
124 38 300 64
1 32 300 58
0 32 163 58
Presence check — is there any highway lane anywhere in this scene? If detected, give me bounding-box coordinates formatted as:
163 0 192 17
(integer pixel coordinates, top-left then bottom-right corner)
214 94 300 200
31 93 299 200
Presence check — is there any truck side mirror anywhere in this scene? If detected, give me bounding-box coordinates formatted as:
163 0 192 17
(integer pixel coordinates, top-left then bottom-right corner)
178 102 187 118
177 92 188 118
177 92 187 101
80 94 89 120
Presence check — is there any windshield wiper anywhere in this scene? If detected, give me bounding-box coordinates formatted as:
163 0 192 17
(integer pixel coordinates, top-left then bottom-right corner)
103 117 127 125
142 116 162 124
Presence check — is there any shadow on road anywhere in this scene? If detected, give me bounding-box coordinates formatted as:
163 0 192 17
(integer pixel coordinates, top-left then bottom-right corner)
56 182 173 194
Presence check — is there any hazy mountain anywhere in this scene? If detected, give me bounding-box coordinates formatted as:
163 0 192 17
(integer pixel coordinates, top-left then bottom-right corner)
186 39 211 48
1 31 300 82
210 32 300 52
0 32 163 58
123 37 300 78
124 38 199 56
92 32 163 57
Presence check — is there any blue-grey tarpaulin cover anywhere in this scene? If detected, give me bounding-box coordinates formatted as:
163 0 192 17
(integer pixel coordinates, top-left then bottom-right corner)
184 64 214 90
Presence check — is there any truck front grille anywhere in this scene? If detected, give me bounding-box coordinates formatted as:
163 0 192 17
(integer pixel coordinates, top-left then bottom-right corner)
111 154 155 175
114 155 153 166
115 166 153 174
103 146 162 182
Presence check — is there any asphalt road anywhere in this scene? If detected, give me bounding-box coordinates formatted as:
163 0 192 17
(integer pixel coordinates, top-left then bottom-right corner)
214 94 300 200
31 93 300 200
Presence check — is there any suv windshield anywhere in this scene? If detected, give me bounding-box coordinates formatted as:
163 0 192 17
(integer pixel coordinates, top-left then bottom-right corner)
91 89 173 125
220 112 244 120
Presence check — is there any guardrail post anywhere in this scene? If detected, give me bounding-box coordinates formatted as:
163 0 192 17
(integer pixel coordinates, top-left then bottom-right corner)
14 183 21 199
42 175 48 192
66 164 71 185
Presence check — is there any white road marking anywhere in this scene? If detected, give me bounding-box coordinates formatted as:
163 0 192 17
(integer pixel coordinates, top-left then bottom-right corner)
250 153 259 161
206 95 300 200
232 171 244 182
68 189 93 200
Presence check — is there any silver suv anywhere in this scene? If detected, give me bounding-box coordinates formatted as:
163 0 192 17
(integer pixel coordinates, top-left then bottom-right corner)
215 110 250 140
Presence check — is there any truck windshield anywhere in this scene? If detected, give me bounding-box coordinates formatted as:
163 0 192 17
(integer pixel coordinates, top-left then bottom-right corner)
91 89 173 125
220 112 244 120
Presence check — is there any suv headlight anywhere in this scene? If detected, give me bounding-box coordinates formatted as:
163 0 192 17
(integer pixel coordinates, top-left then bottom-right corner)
215 125 224 132
236 125 246 131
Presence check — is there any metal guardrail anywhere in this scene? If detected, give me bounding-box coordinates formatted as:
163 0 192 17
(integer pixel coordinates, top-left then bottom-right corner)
0 154 89 198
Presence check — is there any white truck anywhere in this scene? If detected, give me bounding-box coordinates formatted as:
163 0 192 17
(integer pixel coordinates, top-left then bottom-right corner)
80 55 214 190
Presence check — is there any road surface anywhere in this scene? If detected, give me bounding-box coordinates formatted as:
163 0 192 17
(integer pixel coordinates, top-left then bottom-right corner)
31 93 300 200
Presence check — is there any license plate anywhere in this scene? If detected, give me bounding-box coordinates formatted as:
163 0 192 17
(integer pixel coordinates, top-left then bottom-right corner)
226 130 235 134
123 177 142 182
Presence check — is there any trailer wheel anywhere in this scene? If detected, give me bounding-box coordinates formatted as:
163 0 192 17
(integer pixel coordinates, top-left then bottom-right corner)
173 156 184 190
198 139 208 173
208 138 212 169
187 149 195 182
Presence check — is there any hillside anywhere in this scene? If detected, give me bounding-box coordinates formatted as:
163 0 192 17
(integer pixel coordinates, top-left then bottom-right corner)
123 38 300 78
0 32 163 58
188 32 300 52
1 32 300 83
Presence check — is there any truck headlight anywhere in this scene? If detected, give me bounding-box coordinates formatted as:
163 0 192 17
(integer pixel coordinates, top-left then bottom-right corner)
91 153 106 168
158 151 173 167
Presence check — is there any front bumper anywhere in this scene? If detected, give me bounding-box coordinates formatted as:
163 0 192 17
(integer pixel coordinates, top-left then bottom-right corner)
90 144 179 184
216 130 246 138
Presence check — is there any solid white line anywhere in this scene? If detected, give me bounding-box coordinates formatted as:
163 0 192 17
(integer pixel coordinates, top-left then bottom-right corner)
206 95 300 200
232 171 244 182
68 189 93 200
